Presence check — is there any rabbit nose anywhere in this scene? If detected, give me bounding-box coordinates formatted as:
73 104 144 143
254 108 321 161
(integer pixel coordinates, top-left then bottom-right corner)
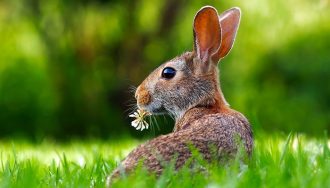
135 85 151 106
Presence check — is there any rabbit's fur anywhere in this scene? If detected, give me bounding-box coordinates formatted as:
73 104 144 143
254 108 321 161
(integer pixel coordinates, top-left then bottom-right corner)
107 6 253 184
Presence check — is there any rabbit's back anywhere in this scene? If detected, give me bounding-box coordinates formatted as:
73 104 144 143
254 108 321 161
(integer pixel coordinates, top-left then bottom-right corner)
111 112 253 178
197 112 253 155
180 112 253 156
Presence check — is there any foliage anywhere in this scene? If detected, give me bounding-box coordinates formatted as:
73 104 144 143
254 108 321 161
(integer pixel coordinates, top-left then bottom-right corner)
0 0 329 138
0 133 330 187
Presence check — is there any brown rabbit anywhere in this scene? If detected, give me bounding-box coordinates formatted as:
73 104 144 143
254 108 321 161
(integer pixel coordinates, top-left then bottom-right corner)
107 6 253 184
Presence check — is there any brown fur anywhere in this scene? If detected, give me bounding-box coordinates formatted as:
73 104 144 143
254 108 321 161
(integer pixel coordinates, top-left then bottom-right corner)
107 6 253 186
135 84 151 106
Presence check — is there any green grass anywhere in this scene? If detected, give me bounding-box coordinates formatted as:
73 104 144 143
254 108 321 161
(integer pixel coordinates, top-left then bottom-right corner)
0 133 329 188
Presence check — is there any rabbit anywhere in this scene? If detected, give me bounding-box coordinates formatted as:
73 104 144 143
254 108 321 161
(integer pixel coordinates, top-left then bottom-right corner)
107 6 253 185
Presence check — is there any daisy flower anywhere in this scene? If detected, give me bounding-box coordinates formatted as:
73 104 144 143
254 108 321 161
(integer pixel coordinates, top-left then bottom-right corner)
129 109 151 131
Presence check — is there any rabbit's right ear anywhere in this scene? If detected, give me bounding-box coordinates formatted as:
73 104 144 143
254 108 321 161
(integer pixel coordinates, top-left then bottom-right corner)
212 7 241 61
193 6 221 64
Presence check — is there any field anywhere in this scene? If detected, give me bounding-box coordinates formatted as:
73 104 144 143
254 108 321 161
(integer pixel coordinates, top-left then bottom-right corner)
0 0 329 187
1 133 329 188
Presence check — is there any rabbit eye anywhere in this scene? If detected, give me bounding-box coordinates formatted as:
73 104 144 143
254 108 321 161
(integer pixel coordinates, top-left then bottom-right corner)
161 67 176 79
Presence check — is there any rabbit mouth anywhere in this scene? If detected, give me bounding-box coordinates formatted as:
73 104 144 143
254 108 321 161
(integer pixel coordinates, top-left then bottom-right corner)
139 103 167 115
150 105 167 114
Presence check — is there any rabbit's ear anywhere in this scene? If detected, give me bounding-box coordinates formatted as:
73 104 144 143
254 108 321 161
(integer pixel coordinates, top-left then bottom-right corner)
193 6 221 63
212 7 241 62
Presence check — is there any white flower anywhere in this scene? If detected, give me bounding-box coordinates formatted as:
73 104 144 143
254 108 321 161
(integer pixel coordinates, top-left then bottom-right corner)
129 109 150 131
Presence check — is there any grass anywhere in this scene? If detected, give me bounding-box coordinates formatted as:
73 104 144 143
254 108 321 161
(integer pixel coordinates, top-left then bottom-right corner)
0 133 329 188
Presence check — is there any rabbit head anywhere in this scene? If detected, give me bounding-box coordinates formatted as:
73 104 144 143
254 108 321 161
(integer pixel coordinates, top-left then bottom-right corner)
135 6 241 119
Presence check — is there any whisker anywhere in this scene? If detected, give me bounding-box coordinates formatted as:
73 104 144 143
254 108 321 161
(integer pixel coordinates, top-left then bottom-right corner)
148 116 156 136
124 99 136 106
162 114 167 124
168 113 175 121
128 85 137 95
124 105 138 114
152 115 160 132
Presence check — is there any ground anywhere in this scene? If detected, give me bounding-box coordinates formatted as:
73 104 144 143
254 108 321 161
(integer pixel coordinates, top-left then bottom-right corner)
0 133 329 188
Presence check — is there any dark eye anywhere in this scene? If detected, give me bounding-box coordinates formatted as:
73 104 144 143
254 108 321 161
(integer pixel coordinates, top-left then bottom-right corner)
161 67 176 79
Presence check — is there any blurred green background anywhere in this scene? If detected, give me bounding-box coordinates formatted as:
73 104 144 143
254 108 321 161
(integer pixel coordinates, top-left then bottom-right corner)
0 0 329 140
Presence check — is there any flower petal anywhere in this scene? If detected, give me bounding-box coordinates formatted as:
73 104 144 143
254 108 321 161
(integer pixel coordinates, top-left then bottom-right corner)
129 114 135 118
134 122 140 130
145 122 149 129
131 120 139 128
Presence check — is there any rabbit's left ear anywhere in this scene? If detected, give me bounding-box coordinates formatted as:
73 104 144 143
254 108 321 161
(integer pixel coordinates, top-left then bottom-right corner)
193 6 221 64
